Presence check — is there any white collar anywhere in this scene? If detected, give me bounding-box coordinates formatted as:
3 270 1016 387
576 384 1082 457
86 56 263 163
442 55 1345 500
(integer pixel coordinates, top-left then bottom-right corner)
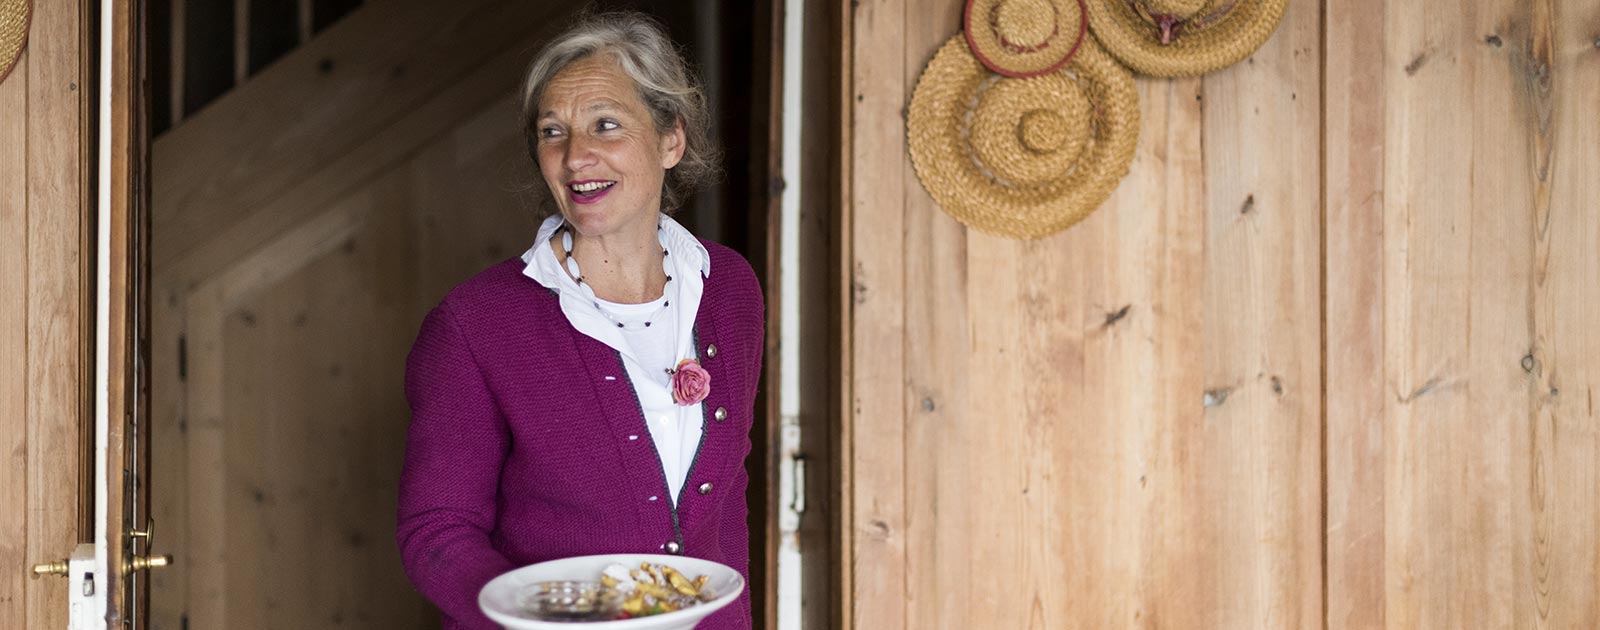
518 212 710 369
519 213 710 291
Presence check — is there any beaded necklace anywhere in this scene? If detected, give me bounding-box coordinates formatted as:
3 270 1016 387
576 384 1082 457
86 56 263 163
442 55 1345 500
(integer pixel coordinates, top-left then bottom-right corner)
560 223 674 331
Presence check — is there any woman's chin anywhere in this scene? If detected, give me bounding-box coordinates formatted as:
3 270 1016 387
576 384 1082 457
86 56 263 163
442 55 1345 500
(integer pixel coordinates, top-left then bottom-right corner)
559 211 613 236
560 203 657 237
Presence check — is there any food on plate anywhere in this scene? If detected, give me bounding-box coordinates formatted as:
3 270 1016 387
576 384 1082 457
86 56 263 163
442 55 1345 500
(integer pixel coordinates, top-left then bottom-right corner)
517 561 717 621
598 561 717 619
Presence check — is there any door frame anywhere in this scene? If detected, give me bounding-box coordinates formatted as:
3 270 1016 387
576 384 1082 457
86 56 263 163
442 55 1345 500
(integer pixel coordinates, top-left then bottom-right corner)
131 0 822 627
105 0 156 625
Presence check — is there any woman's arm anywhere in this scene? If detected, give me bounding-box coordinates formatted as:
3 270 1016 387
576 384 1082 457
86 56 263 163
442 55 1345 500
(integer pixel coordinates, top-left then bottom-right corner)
396 301 516 629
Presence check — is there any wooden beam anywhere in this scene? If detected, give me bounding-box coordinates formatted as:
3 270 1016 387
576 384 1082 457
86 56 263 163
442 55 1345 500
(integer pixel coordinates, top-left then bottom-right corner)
297 0 312 43
169 0 184 126
831 1 853 628
234 0 249 83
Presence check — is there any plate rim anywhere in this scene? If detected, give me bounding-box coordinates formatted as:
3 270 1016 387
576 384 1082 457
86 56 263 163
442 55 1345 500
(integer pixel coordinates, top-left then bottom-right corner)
477 553 746 629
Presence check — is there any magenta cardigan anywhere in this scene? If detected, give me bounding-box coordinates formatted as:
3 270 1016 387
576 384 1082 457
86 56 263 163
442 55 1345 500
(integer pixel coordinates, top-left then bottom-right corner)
397 240 763 629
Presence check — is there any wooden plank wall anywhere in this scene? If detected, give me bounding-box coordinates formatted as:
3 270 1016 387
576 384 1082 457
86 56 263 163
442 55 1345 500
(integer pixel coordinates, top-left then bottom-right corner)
845 0 1600 628
0 0 90 628
1327 0 1600 627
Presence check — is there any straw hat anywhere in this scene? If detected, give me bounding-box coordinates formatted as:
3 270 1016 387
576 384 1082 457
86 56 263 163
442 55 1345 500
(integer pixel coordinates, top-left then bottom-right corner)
1085 0 1286 77
0 0 29 85
907 34 1138 239
963 0 1088 78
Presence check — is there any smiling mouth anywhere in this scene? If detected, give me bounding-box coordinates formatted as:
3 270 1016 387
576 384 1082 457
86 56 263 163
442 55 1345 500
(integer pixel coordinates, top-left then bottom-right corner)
568 180 616 199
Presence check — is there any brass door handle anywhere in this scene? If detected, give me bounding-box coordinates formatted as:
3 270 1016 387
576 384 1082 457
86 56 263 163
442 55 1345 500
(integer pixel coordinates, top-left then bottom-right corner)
129 554 173 572
31 560 69 578
126 518 172 573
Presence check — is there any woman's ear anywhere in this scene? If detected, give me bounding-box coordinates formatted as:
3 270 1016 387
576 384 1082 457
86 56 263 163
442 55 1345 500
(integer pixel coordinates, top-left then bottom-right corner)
660 118 687 169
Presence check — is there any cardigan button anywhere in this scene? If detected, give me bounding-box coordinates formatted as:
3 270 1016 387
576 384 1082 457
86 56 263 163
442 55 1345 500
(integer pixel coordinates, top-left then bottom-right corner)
698 482 713 495
714 407 728 421
663 541 682 554
705 343 717 358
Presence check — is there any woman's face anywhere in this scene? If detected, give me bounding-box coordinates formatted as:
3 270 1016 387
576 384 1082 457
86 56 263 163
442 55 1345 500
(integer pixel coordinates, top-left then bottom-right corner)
533 54 685 238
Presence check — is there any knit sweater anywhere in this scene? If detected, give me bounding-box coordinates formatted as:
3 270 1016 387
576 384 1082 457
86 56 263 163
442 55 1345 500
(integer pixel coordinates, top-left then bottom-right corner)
397 240 763 630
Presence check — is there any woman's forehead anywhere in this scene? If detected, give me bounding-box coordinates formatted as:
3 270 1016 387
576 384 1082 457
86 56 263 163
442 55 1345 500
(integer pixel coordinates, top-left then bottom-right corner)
539 55 642 116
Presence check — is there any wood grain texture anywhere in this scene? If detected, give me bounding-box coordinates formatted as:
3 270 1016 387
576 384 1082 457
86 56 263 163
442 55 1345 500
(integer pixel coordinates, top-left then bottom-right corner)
19 0 87 627
845 0 1600 625
1082 76 1207 628
1535 4 1600 626
1196 0 1325 624
1375 0 1600 627
216 174 430 630
1323 0 1388 627
148 279 189 629
754 2 784 626
0 30 30 630
848 0 910 628
179 284 228 630
900 1 967 626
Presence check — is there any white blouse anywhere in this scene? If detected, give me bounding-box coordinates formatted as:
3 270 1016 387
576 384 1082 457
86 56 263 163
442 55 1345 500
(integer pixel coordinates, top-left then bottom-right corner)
519 213 711 506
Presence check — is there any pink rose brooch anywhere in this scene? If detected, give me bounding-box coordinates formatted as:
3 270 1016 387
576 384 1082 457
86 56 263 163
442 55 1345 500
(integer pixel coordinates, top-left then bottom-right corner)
670 358 711 406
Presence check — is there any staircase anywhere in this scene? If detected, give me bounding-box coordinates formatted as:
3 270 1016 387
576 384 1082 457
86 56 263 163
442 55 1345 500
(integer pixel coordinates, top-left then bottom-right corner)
152 0 366 136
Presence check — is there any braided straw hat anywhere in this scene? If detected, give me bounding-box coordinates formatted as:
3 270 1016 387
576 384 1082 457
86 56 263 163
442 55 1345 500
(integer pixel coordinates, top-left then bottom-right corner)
1085 0 1286 77
964 0 1088 78
908 34 1138 239
0 0 29 85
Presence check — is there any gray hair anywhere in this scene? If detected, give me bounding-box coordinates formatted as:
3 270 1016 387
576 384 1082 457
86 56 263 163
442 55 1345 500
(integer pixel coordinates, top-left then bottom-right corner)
519 12 721 215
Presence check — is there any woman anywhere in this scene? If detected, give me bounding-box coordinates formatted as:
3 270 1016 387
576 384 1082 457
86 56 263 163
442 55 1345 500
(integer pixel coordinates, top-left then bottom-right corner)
396 13 761 630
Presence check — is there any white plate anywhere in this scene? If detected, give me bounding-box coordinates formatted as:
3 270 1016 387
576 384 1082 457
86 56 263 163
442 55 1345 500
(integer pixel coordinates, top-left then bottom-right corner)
478 554 744 630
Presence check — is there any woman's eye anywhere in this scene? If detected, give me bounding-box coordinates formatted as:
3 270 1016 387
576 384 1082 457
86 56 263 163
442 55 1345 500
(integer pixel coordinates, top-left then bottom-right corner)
597 119 620 132
539 126 563 139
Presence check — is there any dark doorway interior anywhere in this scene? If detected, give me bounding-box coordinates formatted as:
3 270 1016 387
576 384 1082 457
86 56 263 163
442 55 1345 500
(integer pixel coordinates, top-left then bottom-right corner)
146 1 779 628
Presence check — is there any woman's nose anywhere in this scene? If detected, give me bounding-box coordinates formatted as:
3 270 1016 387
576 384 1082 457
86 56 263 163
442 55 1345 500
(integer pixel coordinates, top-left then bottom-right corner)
564 133 598 172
